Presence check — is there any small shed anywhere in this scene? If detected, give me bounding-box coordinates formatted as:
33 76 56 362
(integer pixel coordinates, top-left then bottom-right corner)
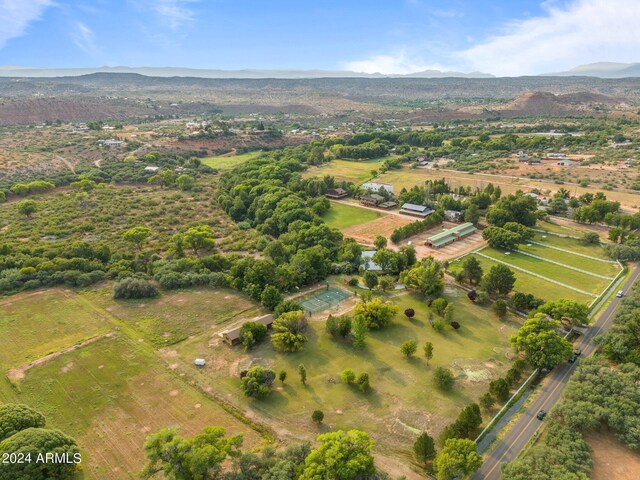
378 201 398 209
360 194 385 207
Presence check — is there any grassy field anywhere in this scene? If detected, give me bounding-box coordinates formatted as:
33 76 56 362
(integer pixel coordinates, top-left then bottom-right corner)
448 254 594 303
322 202 386 229
516 242 618 276
0 334 262 479
0 289 110 368
84 287 263 346
479 248 611 295
173 288 519 455
303 159 384 184
201 151 264 171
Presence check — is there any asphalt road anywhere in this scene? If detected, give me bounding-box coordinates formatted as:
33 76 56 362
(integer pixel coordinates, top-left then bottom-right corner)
472 264 640 480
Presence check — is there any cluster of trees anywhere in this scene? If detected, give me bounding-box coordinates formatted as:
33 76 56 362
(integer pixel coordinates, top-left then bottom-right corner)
486 193 539 227
0 404 80 480
330 139 390 160
340 369 372 393
510 313 573 369
142 426 387 480
389 211 444 243
597 284 640 364
401 257 445 299
482 222 534 250
456 258 516 298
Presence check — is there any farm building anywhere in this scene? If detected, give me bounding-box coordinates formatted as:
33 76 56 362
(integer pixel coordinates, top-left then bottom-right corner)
556 159 573 166
425 222 477 248
378 200 398 209
325 188 349 199
360 194 385 207
444 210 463 223
362 182 394 194
400 203 434 218
221 314 274 346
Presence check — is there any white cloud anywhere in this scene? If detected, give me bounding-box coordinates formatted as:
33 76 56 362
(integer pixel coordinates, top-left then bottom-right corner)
71 21 95 54
153 0 199 30
0 0 53 49
344 50 447 75
458 0 640 76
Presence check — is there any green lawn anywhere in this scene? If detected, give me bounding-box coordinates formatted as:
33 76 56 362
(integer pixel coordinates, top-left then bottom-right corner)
83 287 263 346
201 151 264 170
322 202 386 229
0 289 110 368
533 232 610 257
175 289 519 455
480 248 610 295
0 334 261 479
448 254 594 303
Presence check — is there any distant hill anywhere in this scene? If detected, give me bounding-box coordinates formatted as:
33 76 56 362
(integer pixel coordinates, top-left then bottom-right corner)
0 65 494 79
544 62 640 78
500 90 625 115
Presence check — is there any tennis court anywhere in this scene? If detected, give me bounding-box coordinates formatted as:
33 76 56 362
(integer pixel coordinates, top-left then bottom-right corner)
300 287 353 314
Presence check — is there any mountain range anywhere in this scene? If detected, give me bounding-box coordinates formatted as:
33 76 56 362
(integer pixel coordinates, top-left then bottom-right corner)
0 62 638 79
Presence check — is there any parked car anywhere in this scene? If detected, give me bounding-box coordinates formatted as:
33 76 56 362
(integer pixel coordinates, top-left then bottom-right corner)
617 290 624 298
568 354 578 363
573 348 582 356
536 410 547 420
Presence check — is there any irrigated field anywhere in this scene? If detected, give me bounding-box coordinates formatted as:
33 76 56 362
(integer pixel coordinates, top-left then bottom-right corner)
448 230 620 304
171 287 519 455
322 202 386 229
202 151 265 171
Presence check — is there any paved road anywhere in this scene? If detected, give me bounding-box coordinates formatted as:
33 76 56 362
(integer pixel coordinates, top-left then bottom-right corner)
472 264 640 480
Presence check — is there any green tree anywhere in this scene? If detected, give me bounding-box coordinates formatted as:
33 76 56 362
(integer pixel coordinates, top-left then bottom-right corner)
274 300 303 319
374 235 387 249
431 297 449 316
435 438 482 480
352 314 368 349
16 199 37 217
240 366 276 399
311 410 324 424
413 432 437 466
401 340 418 358
401 257 444 298
444 303 454 323
0 191 5 203
493 299 508 318
278 370 287 384
510 313 573 369
326 314 352 338
271 311 308 353
489 378 510 402
363 270 378 290
341 369 356 384
581 231 600 245
440 404 483 444
0 404 46 442
299 430 375 480
142 426 242 479
260 285 283 311
354 297 398 329
424 342 434 365
298 364 307 385
184 225 216 255
482 264 516 296
479 392 495 411
464 204 480 224
357 372 371 393
537 299 590 326
239 322 268 351
461 256 483 285
434 366 454 391
123 226 152 251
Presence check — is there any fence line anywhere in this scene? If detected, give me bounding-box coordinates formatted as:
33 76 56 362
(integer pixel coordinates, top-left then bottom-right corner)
528 240 617 264
512 250 614 280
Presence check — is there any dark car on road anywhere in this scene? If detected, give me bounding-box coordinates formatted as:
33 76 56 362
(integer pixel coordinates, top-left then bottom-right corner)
536 410 547 420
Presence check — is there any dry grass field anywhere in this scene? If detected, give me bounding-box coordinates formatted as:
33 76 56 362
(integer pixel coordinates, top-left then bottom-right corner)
587 433 640 480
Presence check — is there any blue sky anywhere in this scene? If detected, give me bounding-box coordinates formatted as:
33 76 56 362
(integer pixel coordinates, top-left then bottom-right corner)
0 0 638 76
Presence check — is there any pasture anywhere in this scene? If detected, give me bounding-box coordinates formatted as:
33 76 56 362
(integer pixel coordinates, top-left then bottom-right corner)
0 289 110 368
1 334 261 479
201 151 264 171
303 159 384 184
84 287 263 346
322 202 385 229
174 288 519 455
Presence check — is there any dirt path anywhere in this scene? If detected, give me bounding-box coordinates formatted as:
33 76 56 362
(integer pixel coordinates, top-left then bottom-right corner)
7 332 113 382
54 155 76 174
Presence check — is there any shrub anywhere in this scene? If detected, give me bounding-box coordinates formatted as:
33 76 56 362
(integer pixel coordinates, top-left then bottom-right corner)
434 367 454 391
113 278 159 299
326 315 352 338
404 308 415 318
240 366 276 399
357 373 371 393
450 321 461 330
493 299 508 318
431 297 448 316
400 340 418 358
433 318 446 333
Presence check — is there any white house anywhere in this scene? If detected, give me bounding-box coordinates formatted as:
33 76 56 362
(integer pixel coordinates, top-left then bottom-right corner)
362 182 394 194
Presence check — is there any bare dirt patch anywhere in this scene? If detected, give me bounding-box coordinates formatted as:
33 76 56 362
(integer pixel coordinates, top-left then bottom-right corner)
342 214 414 245
587 433 640 480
